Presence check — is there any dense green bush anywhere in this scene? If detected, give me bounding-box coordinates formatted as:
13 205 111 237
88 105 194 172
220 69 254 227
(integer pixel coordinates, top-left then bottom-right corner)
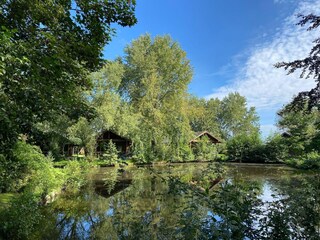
216 153 228 162
63 160 93 191
100 140 119 165
177 144 195 162
193 136 218 161
226 133 289 163
0 141 93 194
227 133 262 163
263 134 289 163
286 151 320 170
131 141 148 164
0 141 63 194
0 152 93 239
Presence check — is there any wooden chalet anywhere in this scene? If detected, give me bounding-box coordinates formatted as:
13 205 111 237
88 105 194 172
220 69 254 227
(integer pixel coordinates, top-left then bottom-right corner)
63 130 131 158
63 144 85 157
281 132 292 138
96 130 132 156
189 131 221 147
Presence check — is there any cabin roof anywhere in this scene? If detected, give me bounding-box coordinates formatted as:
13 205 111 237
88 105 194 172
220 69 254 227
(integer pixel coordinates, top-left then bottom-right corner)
97 130 131 142
281 131 292 138
190 131 221 143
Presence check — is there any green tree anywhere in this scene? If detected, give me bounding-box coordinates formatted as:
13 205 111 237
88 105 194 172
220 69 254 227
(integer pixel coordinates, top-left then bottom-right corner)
0 0 137 154
205 98 222 135
264 133 288 162
31 114 72 159
186 95 221 137
187 95 208 132
227 132 262 163
275 14 320 111
193 136 217 161
67 117 96 156
278 103 319 156
120 34 193 161
89 61 140 138
102 140 119 164
218 92 260 140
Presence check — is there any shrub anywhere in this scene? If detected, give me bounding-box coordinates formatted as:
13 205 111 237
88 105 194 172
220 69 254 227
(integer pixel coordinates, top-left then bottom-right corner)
0 141 62 194
263 134 288 163
216 153 228 162
100 140 119 164
131 142 147 164
193 136 218 161
63 160 94 191
178 144 195 162
227 133 262 163
286 151 320 170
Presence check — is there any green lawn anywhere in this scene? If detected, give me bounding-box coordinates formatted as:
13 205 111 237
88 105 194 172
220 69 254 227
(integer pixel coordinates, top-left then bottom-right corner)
0 193 16 209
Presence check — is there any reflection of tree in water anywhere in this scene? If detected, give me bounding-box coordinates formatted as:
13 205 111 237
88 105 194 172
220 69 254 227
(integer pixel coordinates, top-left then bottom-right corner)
259 173 320 239
27 166 320 239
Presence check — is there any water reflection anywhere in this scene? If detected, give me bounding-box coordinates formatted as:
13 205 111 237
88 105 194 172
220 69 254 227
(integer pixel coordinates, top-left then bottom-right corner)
31 164 320 239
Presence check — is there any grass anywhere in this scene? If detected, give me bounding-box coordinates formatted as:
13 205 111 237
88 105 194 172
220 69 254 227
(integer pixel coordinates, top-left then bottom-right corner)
0 193 16 209
53 158 136 168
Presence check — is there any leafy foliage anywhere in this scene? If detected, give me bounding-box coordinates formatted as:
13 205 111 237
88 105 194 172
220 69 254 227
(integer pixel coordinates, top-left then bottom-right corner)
0 141 62 193
219 93 260 140
101 140 119 165
275 14 320 111
0 0 137 154
227 133 262 163
121 34 193 161
193 136 217 161
67 117 96 156
286 151 320 169
187 93 260 141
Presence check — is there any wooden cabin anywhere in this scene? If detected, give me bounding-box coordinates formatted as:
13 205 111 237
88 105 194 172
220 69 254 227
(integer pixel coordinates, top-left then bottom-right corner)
281 132 292 138
63 131 131 158
96 130 132 156
63 144 85 157
189 131 221 147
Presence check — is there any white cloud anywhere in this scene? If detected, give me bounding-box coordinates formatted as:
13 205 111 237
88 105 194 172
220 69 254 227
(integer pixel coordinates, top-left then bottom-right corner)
273 0 296 4
206 0 320 111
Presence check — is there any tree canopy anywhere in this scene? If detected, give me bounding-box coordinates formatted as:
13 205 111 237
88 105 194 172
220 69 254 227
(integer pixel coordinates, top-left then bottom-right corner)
275 14 320 111
0 0 137 153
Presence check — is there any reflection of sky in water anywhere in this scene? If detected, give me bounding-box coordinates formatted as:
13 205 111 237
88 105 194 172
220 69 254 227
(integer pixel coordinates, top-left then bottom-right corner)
259 181 277 202
207 211 221 222
46 164 316 239
106 208 114 216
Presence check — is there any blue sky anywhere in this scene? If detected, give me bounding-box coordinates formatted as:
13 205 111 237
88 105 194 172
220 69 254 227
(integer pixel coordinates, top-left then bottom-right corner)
103 0 320 137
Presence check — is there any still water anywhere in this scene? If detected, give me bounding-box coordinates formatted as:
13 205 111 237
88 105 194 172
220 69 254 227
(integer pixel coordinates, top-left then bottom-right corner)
42 163 319 239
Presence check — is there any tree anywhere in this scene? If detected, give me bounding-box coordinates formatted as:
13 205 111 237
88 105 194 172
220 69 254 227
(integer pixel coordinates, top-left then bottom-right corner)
218 93 260 140
227 132 262 163
275 14 320 167
275 14 320 111
32 114 72 159
0 0 137 154
120 34 193 161
186 95 221 136
193 136 217 161
205 98 222 136
67 117 96 156
278 103 320 156
89 60 140 138
101 140 119 164
187 95 208 132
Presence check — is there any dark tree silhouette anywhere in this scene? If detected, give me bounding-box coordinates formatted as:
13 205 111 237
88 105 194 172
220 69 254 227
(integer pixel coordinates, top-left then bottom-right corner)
275 14 320 111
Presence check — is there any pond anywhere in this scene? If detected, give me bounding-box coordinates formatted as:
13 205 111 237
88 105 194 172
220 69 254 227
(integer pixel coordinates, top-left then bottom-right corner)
33 163 320 239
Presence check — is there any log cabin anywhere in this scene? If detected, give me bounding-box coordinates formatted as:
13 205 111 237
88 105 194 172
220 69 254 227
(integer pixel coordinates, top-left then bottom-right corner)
189 131 221 148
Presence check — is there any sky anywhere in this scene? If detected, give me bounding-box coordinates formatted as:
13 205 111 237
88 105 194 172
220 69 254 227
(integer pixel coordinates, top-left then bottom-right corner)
103 0 320 137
